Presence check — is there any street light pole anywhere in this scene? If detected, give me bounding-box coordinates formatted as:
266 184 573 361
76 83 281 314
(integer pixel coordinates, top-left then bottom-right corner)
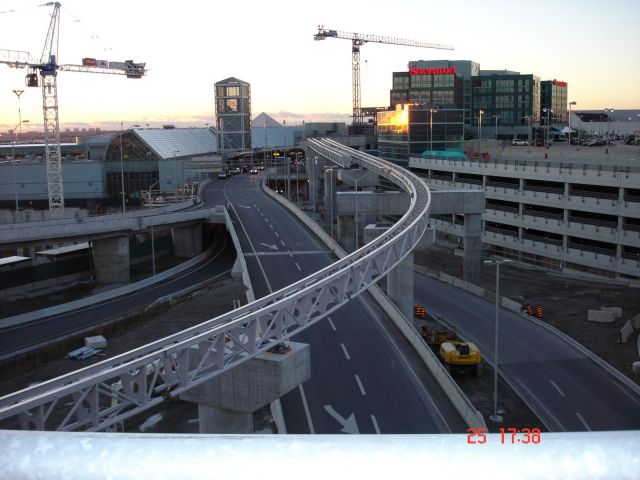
494 114 499 140
568 101 576 146
484 256 511 424
150 221 156 276
429 107 438 151
13 89 24 142
9 120 29 214
354 175 359 251
119 122 126 213
479 110 484 141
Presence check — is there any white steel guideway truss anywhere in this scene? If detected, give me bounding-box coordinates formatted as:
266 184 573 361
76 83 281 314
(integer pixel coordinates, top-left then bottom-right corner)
0 138 431 432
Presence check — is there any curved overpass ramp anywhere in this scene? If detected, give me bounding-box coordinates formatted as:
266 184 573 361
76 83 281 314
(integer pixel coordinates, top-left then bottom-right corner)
0 138 446 432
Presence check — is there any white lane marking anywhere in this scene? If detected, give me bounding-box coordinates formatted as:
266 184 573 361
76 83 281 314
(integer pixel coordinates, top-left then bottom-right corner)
549 379 565 397
280 240 286 247
610 379 640 408
371 415 381 434
274 231 280 238
295 262 302 272
260 212 264 217
354 374 366 396
359 297 451 432
576 412 591 431
340 343 351 360
228 203 273 293
289 252 294 258
327 317 337 331
298 384 315 434
514 377 566 432
269 224 274 230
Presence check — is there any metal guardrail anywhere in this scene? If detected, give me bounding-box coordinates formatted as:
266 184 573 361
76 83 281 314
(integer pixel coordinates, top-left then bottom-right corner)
0 138 431 431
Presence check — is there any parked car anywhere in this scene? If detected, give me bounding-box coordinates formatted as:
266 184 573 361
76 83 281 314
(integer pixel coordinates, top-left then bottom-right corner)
511 139 529 146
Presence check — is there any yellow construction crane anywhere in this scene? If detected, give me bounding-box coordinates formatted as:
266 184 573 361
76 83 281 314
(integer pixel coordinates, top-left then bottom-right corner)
314 26 453 129
0 2 146 217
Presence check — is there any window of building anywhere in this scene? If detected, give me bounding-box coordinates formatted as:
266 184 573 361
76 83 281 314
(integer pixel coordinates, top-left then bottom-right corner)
393 75 409 90
411 74 432 89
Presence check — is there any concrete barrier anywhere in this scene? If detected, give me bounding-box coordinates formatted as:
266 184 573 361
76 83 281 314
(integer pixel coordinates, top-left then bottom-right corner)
501 298 523 314
0 238 221 329
262 181 486 429
223 207 255 303
601 306 623 319
587 310 615 323
618 320 634 343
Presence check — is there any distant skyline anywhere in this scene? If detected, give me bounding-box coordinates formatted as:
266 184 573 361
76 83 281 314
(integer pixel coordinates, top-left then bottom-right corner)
1 0 639 132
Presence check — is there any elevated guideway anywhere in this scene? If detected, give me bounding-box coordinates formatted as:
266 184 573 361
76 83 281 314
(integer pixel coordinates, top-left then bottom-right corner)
0 138 446 432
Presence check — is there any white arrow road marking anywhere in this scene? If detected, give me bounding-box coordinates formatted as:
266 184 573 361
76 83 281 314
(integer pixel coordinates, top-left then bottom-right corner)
259 242 278 250
324 404 359 434
238 205 252 209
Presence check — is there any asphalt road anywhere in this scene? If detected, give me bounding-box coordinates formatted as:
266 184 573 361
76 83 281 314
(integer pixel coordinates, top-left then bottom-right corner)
414 273 640 431
0 235 235 359
205 174 467 433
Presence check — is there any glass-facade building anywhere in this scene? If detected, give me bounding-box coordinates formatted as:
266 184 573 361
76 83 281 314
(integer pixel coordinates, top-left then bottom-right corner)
215 77 251 153
378 60 553 162
540 80 568 124
471 71 541 139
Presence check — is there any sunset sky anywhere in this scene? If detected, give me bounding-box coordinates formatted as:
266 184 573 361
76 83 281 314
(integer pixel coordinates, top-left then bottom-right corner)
1 0 638 133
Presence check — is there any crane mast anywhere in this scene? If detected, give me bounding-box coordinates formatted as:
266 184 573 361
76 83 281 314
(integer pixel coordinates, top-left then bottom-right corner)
1 3 146 218
314 26 453 128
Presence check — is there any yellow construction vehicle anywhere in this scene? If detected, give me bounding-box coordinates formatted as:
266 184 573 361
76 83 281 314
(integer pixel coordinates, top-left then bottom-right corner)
439 341 482 377
420 326 482 377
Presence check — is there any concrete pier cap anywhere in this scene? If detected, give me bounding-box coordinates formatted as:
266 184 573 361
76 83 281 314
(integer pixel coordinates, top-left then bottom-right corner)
180 341 310 433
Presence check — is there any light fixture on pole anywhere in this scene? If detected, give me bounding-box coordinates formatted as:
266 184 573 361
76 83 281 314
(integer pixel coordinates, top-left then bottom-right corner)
12 89 24 142
483 256 511 424
478 110 484 140
493 114 499 140
568 101 576 146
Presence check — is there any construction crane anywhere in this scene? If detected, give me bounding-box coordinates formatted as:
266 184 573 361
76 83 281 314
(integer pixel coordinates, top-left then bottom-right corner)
314 26 453 129
0 2 146 217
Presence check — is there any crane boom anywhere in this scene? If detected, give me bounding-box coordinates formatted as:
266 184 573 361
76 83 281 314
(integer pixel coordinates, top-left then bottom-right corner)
1 3 146 217
314 26 453 128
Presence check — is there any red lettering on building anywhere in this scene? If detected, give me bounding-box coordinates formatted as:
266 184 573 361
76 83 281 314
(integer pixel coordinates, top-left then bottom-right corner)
553 80 567 87
409 66 457 75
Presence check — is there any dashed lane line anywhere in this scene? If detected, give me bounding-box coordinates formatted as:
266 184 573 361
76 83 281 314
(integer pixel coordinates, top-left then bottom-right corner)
355 374 366 396
340 343 351 360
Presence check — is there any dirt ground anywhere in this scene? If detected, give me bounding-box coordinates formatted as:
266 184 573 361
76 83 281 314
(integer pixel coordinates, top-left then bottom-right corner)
414 244 640 385
0 275 278 433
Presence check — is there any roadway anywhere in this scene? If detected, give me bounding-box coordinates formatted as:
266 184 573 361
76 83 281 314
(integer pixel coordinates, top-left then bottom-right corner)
204 173 468 433
414 273 640 431
0 234 236 359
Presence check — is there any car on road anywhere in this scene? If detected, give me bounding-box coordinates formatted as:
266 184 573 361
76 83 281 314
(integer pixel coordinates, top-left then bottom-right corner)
230 167 241 175
511 139 529 146
217 172 227 179
250 168 258 174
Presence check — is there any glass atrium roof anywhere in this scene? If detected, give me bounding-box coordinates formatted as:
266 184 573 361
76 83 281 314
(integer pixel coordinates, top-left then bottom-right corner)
134 128 218 160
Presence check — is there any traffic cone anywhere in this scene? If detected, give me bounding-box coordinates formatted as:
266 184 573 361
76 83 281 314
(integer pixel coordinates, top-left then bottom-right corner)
526 304 534 316
536 305 543 319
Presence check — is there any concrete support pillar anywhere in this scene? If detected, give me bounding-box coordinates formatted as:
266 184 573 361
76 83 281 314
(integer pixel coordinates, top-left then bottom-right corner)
172 224 203 258
337 215 355 252
324 168 337 227
92 236 130 284
463 213 482 282
387 251 415 324
180 342 310 434
197 405 253 434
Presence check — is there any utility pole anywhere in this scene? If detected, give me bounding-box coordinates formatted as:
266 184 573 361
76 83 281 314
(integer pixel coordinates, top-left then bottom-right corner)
12 89 24 142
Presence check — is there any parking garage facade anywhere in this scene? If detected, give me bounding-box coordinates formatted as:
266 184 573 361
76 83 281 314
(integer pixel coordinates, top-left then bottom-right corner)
409 148 640 280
